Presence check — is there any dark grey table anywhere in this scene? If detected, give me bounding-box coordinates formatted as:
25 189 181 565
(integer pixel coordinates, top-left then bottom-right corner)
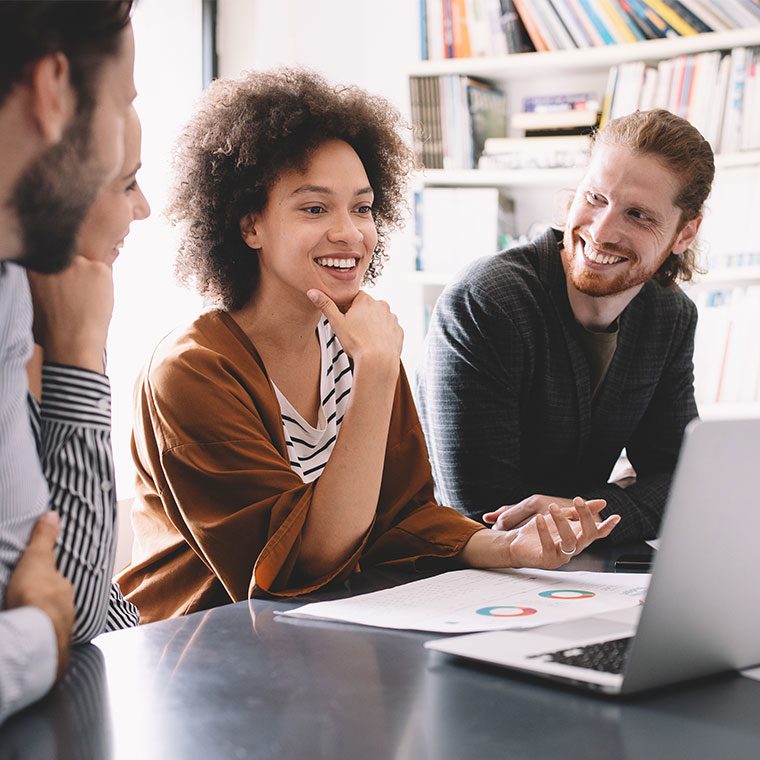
2 548 759 760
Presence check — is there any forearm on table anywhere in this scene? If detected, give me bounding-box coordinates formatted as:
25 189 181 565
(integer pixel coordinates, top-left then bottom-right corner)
298 360 398 576
458 527 513 568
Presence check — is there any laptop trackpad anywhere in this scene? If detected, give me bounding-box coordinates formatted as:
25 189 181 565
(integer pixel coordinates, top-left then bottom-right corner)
536 606 641 642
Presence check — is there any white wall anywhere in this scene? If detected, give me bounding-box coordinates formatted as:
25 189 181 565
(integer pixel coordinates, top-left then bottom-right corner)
109 0 205 496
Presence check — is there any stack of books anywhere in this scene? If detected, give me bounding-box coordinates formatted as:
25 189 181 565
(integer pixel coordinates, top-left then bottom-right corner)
478 92 598 169
692 284 760 406
410 75 508 169
421 0 760 58
422 0 535 59
601 46 760 153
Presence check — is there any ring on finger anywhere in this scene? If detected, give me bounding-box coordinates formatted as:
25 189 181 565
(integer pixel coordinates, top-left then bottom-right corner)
559 543 577 556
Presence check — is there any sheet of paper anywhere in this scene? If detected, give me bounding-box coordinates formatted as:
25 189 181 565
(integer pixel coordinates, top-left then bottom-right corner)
741 666 760 681
646 539 661 551
279 568 649 633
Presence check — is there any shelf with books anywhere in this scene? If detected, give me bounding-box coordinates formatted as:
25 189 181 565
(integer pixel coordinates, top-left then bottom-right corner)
409 11 760 412
410 27 760 78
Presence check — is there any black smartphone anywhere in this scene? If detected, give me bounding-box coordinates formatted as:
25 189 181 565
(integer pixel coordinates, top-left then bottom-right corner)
614 550 654 572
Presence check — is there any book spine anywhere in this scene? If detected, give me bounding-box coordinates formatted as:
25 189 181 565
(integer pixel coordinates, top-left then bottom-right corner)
630 0 678 35
677 0 730 31
596 0 639 42
609 0 649 39
659 0 713 32
716 0 760 28
600 65 619 126
639 0 697 34
523 92 601 111
549 0 594 46
535 0 579 48
566 0 605 44
451 0 473 56
410 78 424 165
512 0 551 50
616 0 659 39
442 0 455 57
678 55 696 118
621 0 667 38
578 0 616 44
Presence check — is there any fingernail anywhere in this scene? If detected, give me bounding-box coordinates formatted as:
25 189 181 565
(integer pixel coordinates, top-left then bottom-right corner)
306 290 319 304
41 511 59 526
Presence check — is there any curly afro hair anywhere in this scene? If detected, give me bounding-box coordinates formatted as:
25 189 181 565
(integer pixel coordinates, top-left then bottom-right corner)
168 67 417 310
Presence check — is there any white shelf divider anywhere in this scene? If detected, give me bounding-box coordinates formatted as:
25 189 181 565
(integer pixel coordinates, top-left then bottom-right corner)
409 28 760 79
417 151 760 189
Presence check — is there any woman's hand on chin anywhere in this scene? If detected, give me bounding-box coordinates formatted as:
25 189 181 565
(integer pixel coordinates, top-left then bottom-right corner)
307 288 402 379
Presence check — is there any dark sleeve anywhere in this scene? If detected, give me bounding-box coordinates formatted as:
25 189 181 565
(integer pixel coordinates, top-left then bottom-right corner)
584 300 699 542
416 278 529 522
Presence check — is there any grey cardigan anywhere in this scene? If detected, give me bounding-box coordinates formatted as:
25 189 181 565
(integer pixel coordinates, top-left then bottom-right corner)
416 227 698 543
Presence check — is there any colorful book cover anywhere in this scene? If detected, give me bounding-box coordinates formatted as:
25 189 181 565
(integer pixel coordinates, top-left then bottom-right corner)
620 0 667 37
660 0 713 32
677 0 730 31
499 0 537 53
565 0 605 44
597 0 639 42
639 0 697 34
442 0 455 57
578 0 616 44
549 0 594 46
512 0 551 50
528 0 571 49
609 0 649 40
629 0 677 36
451 0 473 57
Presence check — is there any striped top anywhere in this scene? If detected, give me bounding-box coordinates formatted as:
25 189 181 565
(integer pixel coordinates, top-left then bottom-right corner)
272 319 352 483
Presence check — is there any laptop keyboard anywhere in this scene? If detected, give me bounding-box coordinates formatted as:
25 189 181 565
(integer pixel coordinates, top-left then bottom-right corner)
528 636 633 675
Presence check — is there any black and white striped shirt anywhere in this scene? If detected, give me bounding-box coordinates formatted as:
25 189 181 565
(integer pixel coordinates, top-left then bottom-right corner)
273 319 352 483
27 367 140 636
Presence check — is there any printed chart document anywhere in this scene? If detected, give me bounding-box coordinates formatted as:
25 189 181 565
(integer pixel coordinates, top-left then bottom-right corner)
280 569 649 633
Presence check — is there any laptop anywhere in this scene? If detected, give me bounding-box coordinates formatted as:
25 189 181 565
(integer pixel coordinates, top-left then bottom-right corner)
426 417 760 695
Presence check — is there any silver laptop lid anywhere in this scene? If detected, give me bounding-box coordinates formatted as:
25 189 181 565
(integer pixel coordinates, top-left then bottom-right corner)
620 417 760 693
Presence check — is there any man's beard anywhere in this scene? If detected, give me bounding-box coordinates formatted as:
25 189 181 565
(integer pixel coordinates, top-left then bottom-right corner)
9 107 106 274
562 226 671 298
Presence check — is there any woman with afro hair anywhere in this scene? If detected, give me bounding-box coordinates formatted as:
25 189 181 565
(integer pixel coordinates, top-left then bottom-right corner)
117 68 619 622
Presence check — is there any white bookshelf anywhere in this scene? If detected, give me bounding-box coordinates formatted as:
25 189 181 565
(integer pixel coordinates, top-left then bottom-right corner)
409 26 760 413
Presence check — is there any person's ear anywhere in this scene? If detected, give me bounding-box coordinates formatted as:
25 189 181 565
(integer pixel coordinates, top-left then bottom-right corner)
240 212 263 250
673 215 701 255
29 53 75 144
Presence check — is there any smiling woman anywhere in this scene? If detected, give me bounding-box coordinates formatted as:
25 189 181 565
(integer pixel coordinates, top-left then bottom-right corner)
115 68 619 623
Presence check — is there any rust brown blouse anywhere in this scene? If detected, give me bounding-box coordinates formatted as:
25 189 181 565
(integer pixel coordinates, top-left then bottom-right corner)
117 310 483 622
